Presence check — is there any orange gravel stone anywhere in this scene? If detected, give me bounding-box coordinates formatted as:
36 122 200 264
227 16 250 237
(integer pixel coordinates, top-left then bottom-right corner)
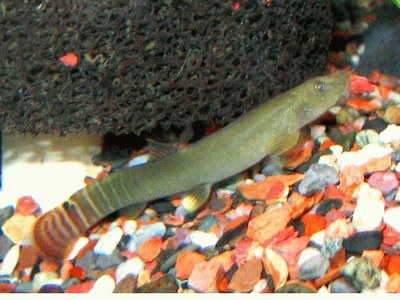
209 250 234 272
301 213 326 237
138 237 163 262
330 248 347 269
246 203 292 244
228 258 263 292
290 191 324 220
314 267 341 288
188 260 225 293
362 249 384 268
271 236 310 267
339 165 364 192
385 255 400 275
175 251 207 280
40 259 60 273
283 136 315 170
347 98 381 112
363 155 392 174
386 273 400 293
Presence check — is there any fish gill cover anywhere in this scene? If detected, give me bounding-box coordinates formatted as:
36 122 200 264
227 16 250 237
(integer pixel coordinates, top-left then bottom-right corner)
0 0 332 136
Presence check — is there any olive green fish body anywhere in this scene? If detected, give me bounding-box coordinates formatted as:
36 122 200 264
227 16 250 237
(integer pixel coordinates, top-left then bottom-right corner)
33 71 350 261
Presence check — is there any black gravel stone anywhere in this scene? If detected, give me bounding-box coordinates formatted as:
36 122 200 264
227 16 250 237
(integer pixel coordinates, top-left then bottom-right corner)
343 231 383 254
362 117 390 134
198 215 219 231
276 282 316 293
0 234 14 260
95 249 125 270
39 284 64 293
0 206 14 228
14 281 33 293
135 274 178 293
316 198 343 216
75 251 96 271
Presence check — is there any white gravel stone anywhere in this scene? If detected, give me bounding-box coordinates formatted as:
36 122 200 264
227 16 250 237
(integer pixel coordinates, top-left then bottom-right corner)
66 237 89 260
378 124 400 144
298 247 323 266
337 143 393 170
384 206 400 232
190 231 218 249
310 125 326 140
115 257 145 284
252 279 269 293
352 183 385 232
310 230 326 248
128 154 149 167
89 275 116 294
94 226 123 255
32 272 59 292
0 244 20 276
122 220 138 236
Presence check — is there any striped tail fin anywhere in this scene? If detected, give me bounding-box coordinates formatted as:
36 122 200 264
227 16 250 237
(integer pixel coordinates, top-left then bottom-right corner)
33 193 103 261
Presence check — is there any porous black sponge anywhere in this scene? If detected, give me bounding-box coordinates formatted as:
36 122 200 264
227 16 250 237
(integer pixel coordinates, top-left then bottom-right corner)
0 0 333 136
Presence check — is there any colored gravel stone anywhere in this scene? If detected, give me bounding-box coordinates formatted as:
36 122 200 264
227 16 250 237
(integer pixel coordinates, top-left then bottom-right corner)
115 257 145 284
1 214 36 245
343 231 383 254
384 206 400 233
301 213 326 237
135 274 178 293
15 196 41 216
0 206 14 227
138 236 163 262
298 164 339 196
228 258 263 292
367 171 399 196
247 203 291 244
276 281 317 293
95 250 124 270
113 275 137 293
127 222 166 252
341 257 382 292
188 260 225 293
0 244 20 276
316 198 343 216
299 254 330 281
352 183 385 232
329 278 358 293
93 227 123 256
175 251 206 280
0 234 14 260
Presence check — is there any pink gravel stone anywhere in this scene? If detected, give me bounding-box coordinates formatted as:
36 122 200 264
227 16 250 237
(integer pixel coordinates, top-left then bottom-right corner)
188 260 225 292
367 171 399 196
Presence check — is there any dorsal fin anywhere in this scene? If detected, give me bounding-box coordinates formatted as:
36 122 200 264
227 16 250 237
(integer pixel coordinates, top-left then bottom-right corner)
147 139 179 161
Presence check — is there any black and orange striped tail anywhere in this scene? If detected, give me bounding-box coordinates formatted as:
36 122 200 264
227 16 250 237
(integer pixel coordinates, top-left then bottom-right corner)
33 205 88 262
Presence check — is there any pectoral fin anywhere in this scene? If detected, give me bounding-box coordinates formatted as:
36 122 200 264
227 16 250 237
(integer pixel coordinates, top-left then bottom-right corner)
270 129 301 157
176 184 212 219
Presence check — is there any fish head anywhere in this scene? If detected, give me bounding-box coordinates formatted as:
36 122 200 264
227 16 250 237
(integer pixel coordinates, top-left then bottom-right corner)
297 70 350 127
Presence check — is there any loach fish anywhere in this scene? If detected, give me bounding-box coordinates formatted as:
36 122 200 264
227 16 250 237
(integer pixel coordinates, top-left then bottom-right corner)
33 70 350 261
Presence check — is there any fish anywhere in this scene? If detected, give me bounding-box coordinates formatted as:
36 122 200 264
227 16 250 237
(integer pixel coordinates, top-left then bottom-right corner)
33 70 350 261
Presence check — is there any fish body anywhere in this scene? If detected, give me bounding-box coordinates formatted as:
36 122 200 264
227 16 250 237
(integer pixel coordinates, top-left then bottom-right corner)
33 70 350 261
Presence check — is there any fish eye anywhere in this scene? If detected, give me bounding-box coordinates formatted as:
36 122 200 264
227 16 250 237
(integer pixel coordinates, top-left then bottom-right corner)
314 82 326 92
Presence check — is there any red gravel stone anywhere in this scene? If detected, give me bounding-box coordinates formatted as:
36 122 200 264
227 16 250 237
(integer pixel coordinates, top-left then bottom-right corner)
188 260 225 293
175 251 206 280
15 196 41 216
65 280 95 293
17 245 39 271
367 171 399 196
69 266 87 281
228 258 263 292
0 282 17 293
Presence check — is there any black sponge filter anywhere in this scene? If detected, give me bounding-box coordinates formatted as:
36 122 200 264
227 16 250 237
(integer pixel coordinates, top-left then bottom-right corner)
0 1 333 136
